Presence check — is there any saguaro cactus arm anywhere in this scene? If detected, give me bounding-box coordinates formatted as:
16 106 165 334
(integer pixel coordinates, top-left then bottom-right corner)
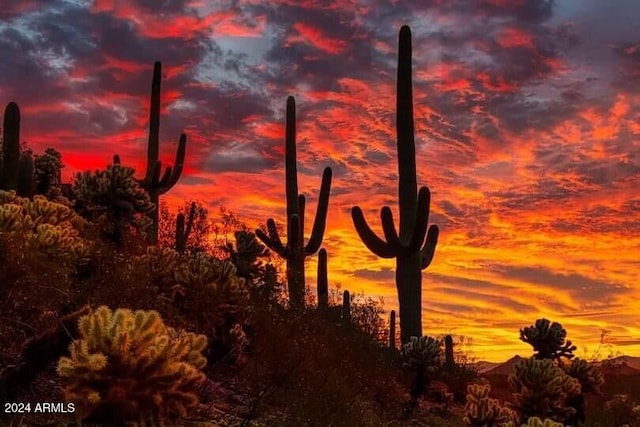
420 225 439 268
351 207 397 258
144 133 186 193
255 218 288 257
304 167 332 255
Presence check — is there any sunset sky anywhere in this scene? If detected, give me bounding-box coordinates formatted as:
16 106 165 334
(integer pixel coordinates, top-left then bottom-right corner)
1 0 639 362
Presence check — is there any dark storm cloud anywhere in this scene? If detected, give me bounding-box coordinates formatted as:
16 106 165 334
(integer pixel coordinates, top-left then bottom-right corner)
244 3 378 94
0 0 50 19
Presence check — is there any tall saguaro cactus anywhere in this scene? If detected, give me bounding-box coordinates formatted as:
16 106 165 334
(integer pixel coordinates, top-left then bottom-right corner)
1 102 21 190
138 61 187 244
351 26 439 344
255 96 332 310
1 102 35 198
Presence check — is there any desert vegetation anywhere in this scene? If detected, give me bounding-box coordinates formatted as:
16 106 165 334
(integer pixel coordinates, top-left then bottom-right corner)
0 25 638 427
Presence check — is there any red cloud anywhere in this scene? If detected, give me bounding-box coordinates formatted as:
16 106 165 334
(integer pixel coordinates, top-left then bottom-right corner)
287 22 348 55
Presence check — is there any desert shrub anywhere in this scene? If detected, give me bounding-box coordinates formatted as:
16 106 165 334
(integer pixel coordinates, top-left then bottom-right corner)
57 306 207 426
600 394 640 426
238 299 407 426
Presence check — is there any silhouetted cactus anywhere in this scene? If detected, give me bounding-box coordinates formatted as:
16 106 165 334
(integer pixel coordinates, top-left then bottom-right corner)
1 102 20 191
444 334 455 371
520 318 577 360
351 26 439 344
34 147 64 196
131 62 187 244
317 248 328 309
563 356 604 426
16 151 34 199
221 230 270 283
57 306 207 425
402 335 442 414
389 310 396 349
342 289 351 325
175 201 195 253
255 96 332 309
1 102 35 199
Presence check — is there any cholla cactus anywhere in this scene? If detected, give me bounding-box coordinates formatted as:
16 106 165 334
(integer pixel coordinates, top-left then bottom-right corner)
0 193 88 259
57 306 207 426
464 383 517 426
134 246 182 290
132 249 250 363
563 357 604 394
504 417 564 427
402 335 442 371
34 223 88 259
73 163 154 245
174 253 248 319
0 189 20 204
508 357 581 421
402 335 442 412
519 319 577 360
33 147 64 196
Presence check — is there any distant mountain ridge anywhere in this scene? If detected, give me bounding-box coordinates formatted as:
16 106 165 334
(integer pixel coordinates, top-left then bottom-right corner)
473 355 640 376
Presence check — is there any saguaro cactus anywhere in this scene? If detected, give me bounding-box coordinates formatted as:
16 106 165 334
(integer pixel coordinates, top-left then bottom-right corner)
138 62 187 244
317 248 328 309
17 152 35 199
444 334 454 371
351 26 439 344
255 96 332 309
175 201 196 253
389 310 396 350
1 102 35 199
342 290 351 325
1 102 21 190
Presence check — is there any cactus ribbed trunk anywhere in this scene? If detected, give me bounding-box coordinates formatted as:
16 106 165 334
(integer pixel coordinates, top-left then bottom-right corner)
285 103 305 308
288 231 305 308
397 253 422 343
